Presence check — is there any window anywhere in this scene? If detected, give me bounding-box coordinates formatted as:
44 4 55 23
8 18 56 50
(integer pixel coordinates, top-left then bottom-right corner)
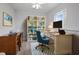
54 10 64 21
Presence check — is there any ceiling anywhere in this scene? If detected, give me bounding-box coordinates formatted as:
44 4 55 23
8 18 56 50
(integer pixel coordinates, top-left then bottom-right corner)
10 3 59 14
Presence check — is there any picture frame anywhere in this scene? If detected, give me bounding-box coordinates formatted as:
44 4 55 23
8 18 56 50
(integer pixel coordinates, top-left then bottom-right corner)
3 12 12 26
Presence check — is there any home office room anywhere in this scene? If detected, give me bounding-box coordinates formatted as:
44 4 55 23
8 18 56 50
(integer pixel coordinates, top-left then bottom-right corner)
0 0 79 59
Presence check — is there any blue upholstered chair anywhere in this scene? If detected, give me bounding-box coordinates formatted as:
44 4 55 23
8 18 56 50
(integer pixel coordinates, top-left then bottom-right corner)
36 31 49 52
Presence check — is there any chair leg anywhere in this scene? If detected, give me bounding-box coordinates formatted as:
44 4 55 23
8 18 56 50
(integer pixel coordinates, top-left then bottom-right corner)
42 45 49 49
19 47 20 51
18 45 21 51
42 50 43 52
35 44 49 52
18 43 21 51
35 44 41 49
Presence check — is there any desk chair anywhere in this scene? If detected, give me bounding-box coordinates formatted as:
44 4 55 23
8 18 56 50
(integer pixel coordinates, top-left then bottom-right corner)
36 31 49 52
17 33 22 51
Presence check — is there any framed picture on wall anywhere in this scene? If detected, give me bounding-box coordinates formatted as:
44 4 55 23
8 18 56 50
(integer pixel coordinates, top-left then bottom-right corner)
3 12 12 26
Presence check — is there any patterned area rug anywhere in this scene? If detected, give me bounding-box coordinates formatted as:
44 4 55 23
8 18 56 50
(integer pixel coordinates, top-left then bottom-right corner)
30 42 54 55
17 41 32 55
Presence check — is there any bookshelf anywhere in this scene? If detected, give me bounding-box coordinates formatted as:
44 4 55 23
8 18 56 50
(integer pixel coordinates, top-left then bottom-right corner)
27 16 46 40
41 16 46 32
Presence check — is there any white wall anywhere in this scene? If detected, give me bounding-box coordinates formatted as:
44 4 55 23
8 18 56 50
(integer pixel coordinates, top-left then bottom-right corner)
0 3 16 35
15 11 46 32
46 3 79 33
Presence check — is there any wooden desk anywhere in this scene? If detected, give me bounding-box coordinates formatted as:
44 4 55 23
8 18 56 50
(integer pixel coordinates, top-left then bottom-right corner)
45 32 72 55
0 35 17 55
0 33 22 55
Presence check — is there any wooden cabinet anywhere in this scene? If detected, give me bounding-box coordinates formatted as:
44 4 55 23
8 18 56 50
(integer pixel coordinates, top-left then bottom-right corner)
53 34 72 54
0 35 17 55
0 33 22 55
45 32 72 55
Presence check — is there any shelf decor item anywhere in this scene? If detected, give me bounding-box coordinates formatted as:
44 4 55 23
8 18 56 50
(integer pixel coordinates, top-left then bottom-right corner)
3 12 12 26
41 16 45 32
27 16 38 40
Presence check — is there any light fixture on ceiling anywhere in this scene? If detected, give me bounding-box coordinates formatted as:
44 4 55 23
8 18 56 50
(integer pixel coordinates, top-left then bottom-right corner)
32 3 41 9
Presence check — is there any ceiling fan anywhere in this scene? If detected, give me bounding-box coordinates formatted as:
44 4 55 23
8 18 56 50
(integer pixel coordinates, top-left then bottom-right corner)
32 3 44 9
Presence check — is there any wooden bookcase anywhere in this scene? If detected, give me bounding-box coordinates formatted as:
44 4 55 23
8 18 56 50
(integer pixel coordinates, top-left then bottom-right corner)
27 16 46 40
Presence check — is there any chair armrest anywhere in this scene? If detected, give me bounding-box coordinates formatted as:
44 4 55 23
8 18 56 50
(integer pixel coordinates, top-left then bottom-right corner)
42 37 49 40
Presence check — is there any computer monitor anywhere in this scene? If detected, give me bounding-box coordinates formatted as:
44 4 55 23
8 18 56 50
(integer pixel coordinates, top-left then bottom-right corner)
53 21 62 28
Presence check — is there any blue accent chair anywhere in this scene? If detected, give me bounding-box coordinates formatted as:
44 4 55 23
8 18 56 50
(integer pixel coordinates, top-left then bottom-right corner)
36 31 49 52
